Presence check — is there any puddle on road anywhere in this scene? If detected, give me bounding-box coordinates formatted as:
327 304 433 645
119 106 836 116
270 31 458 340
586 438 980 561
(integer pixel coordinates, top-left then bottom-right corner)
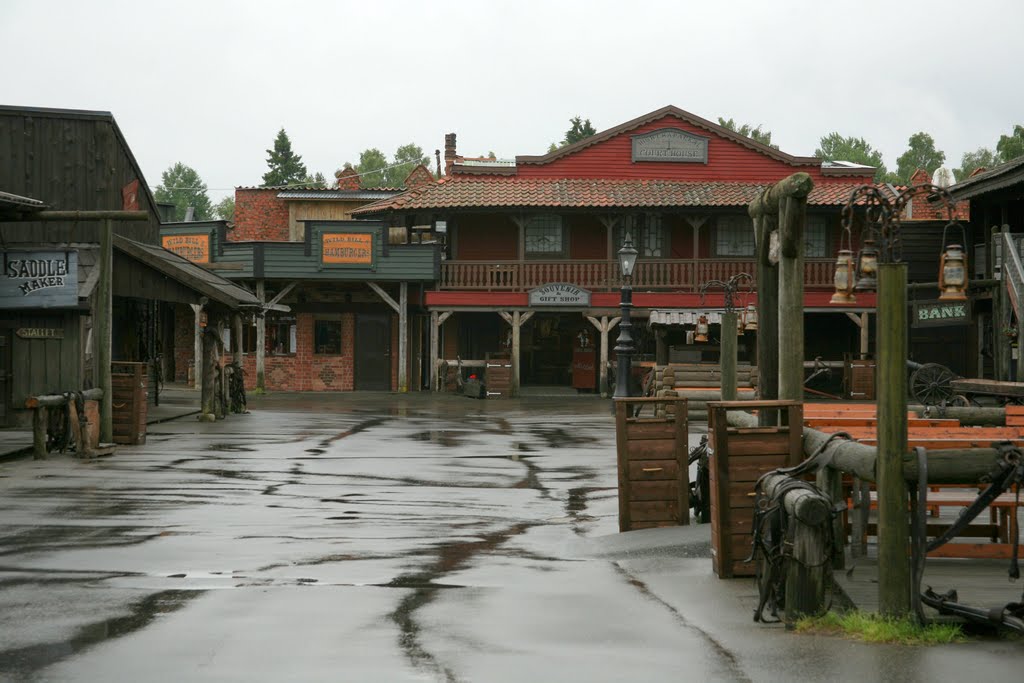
205 443 256 453
529 426 597 448
409 430 465 448
0 589 203 680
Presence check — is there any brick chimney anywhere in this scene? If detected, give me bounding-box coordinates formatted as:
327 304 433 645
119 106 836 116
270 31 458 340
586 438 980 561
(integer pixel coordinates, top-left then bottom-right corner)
335 165 360 191
444 133 457 176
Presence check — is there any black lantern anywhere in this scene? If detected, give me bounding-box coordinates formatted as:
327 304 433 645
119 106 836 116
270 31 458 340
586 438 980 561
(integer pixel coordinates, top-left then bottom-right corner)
613 233 638 398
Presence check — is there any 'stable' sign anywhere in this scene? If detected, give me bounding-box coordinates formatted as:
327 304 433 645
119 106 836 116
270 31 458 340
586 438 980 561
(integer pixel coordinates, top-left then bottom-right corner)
0 250 78 309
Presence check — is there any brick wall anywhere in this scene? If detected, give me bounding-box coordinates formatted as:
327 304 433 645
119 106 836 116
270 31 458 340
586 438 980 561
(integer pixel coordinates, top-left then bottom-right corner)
227 312 356 392
232 188 290 241
907 169 970 221
173 304 194 383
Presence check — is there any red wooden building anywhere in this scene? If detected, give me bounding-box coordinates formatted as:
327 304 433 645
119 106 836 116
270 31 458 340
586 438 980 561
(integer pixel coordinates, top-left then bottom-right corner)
355 106 878 396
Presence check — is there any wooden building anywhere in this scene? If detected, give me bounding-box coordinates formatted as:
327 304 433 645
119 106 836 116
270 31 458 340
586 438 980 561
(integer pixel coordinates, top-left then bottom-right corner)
0 106 259 427
353 106 879 396
160 172 441 392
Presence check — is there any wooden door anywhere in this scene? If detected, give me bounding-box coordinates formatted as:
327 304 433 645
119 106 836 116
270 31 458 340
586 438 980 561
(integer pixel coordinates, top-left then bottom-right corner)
0 331 8 427
356 313 391 390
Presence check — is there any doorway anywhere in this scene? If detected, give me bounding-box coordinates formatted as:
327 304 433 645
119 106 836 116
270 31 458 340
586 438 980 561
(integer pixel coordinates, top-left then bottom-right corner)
355 313 392 390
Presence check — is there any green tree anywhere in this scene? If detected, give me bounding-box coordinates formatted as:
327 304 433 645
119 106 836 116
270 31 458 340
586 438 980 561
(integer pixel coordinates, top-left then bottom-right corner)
814 133 891 182
996 124 1024 164
353 148 388 188
954 147 1000 181
384 143 430 186
894 132 946 184
262 128 308 187
303 172 328 188
549 115 597 150
154 162 212 221
717 117 777 149
213 196 235 221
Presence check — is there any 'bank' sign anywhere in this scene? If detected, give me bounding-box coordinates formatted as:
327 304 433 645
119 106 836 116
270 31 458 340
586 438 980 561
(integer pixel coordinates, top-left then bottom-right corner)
912 300 970 328
0 251 79 309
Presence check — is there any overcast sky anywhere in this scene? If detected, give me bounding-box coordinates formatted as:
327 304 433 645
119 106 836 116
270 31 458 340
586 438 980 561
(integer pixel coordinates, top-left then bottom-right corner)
3 0 1022 202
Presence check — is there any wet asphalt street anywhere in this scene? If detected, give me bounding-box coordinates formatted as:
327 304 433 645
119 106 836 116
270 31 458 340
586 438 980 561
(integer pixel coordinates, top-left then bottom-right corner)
0 394 1021 682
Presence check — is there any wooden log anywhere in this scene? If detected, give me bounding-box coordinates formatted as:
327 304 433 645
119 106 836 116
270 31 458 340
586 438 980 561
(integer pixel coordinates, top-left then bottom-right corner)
255 281 266 391
25 388 104 409
753 214 779 425
399 282 408 392
721 311 738 401
778 195 806 404
199 325 218 421
748 172 814 218
232 313 243 366
97 218 113 444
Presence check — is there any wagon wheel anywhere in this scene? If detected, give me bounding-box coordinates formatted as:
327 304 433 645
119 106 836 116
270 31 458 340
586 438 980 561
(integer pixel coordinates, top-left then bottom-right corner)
948 394 971 408
910 363 958 405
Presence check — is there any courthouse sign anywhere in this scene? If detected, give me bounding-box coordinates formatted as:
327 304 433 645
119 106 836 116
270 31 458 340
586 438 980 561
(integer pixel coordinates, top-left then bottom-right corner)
632 128 709 163
0 250 78 309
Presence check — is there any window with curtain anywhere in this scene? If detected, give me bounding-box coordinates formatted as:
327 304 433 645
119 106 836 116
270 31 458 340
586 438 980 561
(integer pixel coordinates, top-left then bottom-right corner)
714 215 755 257
524 215 564 255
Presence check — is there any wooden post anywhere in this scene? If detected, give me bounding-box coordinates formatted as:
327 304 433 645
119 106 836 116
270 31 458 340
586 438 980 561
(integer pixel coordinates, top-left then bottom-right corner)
430 310 439 391
720 311 738 401
33 406 47 460
97 219 113 444
816 465 846 570
215 316 226 420
233 313 243 366
500 311 534 397
191 303 203 394
876 262 910 616
255 280 266 392
753 214 779 426
655 328 668 366
778 195 806 405
199 325 217 422
399 282 408 392
587 315 620 398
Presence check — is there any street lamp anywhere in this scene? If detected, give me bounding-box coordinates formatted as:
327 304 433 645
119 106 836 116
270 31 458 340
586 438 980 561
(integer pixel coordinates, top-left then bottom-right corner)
613 233 638 398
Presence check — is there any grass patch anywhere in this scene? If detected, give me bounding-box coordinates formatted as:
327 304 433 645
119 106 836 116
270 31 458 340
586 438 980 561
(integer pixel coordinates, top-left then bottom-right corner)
794 611 966 645
250 387 266 396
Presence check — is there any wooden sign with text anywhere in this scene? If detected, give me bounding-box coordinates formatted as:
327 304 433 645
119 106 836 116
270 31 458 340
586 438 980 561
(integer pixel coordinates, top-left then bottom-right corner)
322 232 374 266
162 234 210 263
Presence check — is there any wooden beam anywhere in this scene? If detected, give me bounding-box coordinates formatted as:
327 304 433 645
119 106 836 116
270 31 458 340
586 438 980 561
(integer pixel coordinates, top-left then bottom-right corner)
778 195 806 404
191 303 203 395
430 310 439 392
399 282 408 392
255 281 266 392
26 388 104 409
860 312 869 357
232 313 243 366
97 219 113 443
33 406 47 460
34 210 149 221
845 312 864 327
367 282 400 313
267 282 298 308
587 315 620 397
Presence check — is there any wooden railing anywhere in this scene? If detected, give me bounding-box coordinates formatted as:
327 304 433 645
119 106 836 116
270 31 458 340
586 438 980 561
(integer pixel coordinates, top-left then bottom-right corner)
439 259 835 291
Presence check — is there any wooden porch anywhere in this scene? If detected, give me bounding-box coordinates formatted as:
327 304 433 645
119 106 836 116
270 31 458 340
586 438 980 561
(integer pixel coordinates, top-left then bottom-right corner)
438 258 835 291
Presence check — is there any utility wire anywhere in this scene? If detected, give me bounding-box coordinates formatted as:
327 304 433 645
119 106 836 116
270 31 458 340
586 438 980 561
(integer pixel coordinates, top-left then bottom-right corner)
160 159 428 191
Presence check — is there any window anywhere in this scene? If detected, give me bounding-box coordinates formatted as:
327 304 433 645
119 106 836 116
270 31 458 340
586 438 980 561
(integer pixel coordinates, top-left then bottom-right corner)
805 214 830 258
714 215 755 257
615 214 665 257
524 215 564 255
315 319 342 354
267 315 296 355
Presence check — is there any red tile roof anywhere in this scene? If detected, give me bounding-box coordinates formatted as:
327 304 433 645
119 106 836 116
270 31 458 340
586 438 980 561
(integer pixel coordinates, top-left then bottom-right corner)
352 176 872 214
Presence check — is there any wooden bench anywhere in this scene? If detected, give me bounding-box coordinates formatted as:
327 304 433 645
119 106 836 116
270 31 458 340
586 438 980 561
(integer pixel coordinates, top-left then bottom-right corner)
865 490 1020 559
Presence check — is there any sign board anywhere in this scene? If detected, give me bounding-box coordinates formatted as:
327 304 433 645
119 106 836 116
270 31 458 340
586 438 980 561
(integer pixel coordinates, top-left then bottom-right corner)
434 220 447 234
0 251 78 309
322 232 374 266
632 128 709 163
161 234 210 263
16 327 64 339
528 283 591 307
912 299 971 328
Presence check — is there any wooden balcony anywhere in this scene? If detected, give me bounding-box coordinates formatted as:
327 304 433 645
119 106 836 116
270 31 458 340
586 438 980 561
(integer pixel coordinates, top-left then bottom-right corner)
439 259 835 291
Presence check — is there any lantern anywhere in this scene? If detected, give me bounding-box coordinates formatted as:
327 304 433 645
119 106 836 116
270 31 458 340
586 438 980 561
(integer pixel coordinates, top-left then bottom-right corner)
855 239 879 291
830 249 857 304
695 315 709 343
619 233 638 279
938 243 968 301
744 303 758 331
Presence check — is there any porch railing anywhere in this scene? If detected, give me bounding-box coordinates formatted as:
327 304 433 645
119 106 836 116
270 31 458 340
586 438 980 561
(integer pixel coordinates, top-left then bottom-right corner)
438 259 835 291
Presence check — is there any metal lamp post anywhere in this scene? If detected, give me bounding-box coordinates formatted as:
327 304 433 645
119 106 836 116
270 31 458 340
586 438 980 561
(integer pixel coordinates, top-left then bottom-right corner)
837 183 964 617
613 235 639 398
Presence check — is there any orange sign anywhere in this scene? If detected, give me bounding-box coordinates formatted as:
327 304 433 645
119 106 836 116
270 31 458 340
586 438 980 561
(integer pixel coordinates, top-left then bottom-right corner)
322 232 373 265
162 234 210 263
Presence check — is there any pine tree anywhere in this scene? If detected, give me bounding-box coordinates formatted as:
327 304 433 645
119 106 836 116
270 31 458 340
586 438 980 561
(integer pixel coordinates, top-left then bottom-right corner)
262 128 308 187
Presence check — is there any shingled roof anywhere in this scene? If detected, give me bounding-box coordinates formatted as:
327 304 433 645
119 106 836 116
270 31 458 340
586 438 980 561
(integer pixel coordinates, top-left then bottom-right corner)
352 177 868 214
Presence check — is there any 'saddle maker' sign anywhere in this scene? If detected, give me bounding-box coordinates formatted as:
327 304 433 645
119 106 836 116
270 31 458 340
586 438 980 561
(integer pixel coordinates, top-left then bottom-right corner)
0 251 78 309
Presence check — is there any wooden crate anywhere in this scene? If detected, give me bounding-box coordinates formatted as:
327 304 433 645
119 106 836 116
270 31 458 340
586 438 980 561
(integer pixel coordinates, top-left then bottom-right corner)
844 357 876 399
708 400 803 578
485 353 512 398
614 396 689 532
111 362 148 445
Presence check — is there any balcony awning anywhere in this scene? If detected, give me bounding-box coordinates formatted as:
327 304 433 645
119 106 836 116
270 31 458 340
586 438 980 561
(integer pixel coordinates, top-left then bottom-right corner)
649 309 725 326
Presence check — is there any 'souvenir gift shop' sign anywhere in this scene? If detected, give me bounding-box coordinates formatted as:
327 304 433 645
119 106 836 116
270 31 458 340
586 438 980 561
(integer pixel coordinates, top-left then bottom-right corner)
632 128 709 163
322 232 374 265
912 300 970 327
162 234 210 263
529 283 591 307
0 251 78 309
